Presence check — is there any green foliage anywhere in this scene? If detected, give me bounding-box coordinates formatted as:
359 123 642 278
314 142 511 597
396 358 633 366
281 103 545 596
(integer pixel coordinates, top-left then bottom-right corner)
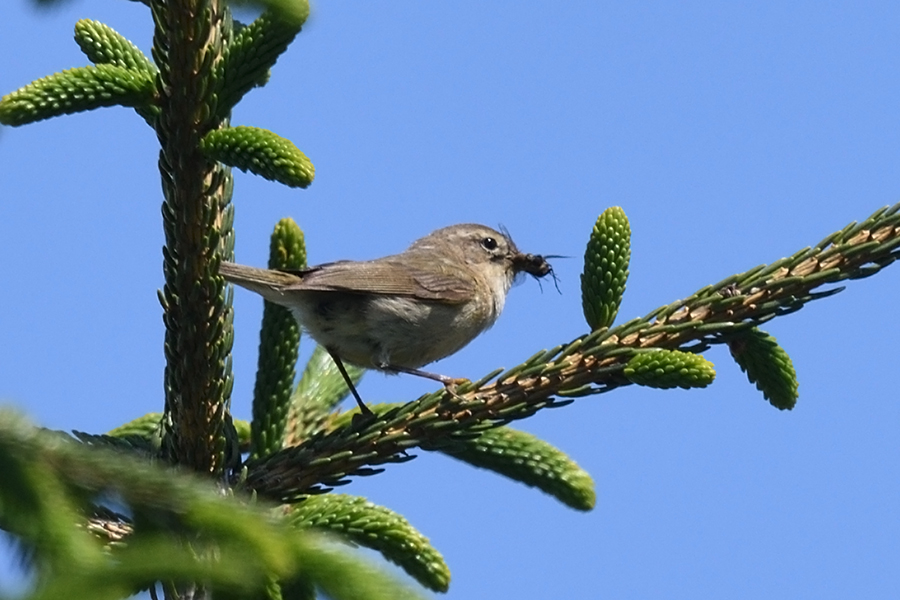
217 9 307 115
444 426 596 511
282 542 427 600
0 411 424 600
290 493 451 592
624 350 716 389
234 416 253 450
0 64 155 126
200 125 315 188
110 412 252 453
107 412 162 438
728 328 799 410
152 0 238 476
280 576 315 600
227 0 311 30
252 218 308 459
285 345 366 445
582 206 631 330
74 19 157 74
324 401 596 514
72 429 158 455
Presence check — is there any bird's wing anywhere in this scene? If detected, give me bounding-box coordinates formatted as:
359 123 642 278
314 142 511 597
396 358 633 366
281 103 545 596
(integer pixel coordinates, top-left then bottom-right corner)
283 259 474 303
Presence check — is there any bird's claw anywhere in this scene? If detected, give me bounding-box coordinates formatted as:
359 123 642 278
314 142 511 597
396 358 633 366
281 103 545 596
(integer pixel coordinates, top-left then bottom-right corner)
442 377 471 400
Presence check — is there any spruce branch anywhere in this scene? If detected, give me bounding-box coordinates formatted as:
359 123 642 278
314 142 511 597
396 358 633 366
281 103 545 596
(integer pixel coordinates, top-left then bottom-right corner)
288 493 451 593
85 506 133 546
108 412 252 453
216 8 307 116
330 404 595 509
243 203 900 501
200 125 315 188
623 349 716 389
153 0 237 476
284 345 366 446
72 19 160 124
108 412 164 439
71 430 158 455
442 426 596 511
582 206 631 330
0 411 423 600
727 328 799 410
252 218 307 459
0 64 155 126
74 19 157 74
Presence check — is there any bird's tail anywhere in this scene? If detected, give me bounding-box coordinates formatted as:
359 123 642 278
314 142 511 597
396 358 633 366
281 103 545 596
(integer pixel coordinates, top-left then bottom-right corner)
219 262 302 304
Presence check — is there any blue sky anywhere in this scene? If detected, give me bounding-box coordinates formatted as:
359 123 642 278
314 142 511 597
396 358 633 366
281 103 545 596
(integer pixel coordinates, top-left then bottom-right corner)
1 1 899 598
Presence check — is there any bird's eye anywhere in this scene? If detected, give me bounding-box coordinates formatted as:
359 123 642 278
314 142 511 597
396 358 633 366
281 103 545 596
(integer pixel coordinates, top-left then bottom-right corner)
481 237 498 251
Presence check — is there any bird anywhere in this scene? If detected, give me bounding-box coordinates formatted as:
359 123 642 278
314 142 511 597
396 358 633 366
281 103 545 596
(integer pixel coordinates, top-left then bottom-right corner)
220 223 553 416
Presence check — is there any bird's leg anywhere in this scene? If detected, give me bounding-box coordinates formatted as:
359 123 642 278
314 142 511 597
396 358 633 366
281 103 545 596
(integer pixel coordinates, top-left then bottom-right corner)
381 364 470 397
327 349 374 418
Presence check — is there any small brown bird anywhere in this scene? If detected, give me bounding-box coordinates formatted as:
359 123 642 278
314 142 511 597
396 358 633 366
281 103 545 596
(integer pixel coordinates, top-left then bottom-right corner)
221 223 552 415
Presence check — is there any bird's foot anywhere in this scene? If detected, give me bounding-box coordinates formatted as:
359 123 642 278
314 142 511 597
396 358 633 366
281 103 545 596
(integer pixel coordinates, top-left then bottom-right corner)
441 377 471 400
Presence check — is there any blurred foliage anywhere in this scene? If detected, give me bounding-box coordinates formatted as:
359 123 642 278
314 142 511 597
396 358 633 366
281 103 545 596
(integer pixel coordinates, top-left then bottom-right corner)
0 411 424 600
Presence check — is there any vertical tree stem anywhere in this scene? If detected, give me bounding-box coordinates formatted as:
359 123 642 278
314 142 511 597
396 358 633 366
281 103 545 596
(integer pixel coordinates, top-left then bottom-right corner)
152 0 235 477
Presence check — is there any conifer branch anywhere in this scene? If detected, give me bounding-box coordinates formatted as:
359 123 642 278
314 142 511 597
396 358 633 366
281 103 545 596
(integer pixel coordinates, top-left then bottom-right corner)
443 426 596 511
288 494 451 592
0 65 155 126
252 218 307 459
727 328 799 410
74 19 157 74
0 411 422 600
284 345 365 446
153 0 237 477
216 9 307 116
200 126 315 188
244 203 900 501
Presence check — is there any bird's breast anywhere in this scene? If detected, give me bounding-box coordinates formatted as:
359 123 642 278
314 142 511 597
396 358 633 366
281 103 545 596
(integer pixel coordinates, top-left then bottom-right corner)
289 290 500 370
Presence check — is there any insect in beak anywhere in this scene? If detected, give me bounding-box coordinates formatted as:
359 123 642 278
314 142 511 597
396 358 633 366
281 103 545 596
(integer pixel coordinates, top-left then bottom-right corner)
512 253 564 293
498 224 563 293
514 252 552 277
